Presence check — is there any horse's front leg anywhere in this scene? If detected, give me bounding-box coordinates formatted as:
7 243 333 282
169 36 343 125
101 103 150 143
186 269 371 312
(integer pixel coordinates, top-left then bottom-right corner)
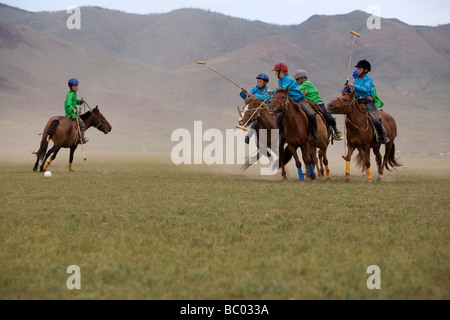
299 144 316 181
288 145 306 182
342 145 356 182
68 146 77 172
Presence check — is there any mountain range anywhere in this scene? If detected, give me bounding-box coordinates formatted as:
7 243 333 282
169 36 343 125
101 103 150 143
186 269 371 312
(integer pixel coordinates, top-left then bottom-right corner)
0 3 449 157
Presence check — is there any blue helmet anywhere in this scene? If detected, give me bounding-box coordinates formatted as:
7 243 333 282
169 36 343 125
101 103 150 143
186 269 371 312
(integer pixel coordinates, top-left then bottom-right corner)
68 78 80 87
352 69 358 79
256 73 269 83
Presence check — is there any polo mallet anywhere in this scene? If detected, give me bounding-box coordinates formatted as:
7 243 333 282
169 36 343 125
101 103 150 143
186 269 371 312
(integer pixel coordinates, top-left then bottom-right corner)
197 61 243 90
75 114 86 161
346 31 361 85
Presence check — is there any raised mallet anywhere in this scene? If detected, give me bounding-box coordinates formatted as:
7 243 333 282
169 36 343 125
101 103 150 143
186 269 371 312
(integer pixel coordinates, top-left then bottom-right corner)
346 31 361 85
197 61 243 89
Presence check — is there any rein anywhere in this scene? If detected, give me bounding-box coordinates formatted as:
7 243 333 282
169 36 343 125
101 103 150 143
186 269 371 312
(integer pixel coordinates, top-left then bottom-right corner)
242 95 272 128
335 96 370 131
82 101 108 131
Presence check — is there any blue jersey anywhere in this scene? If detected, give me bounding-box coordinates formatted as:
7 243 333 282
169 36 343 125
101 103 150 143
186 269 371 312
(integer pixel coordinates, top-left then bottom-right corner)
240 85 272 103
354 74 375 98
273 75 305 102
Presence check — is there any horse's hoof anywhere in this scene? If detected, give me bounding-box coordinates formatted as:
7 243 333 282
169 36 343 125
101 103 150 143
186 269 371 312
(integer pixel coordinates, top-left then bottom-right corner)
366 179 372 183
377 176 383 182
33 168 37 172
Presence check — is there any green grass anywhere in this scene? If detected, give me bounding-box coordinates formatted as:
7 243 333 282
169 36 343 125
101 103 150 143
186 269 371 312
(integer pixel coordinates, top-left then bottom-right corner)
0 155 449 300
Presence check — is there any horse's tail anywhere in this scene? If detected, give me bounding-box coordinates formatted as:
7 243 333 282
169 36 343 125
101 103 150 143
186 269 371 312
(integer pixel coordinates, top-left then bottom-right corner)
354 148 366 170
33 120 59 161
386 143 402 171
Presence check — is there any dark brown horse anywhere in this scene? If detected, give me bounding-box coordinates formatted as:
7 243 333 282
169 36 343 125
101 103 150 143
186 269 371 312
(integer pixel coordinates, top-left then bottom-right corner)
239 96 294 174
327 90 401 182
33 106 112 172
239 97 277 171
269 88 317 182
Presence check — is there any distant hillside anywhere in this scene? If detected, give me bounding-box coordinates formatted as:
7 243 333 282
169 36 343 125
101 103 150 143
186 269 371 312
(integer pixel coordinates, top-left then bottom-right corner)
0 4 449 156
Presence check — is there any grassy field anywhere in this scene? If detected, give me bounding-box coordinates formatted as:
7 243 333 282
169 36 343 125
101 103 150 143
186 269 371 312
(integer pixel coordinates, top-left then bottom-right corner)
0 154 449 300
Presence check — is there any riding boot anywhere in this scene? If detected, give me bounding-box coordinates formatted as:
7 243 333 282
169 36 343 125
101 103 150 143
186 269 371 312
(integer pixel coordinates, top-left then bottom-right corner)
310 117 320 140
376 121 390 144
333 126 343 140
245 120 258 144
78 118 89 144
371 113 389 144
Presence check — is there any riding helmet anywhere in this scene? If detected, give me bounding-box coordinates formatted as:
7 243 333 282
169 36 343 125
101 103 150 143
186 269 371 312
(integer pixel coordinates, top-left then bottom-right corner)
354 60 371 72
256 73 269 83
294 70 308 80
272 63 288 73
68 78 80 87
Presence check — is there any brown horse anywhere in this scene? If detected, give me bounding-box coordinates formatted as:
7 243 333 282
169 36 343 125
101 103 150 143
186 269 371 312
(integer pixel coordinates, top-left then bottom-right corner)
33 106 112 172
327 90 401 182
269 88 317 181
305 99 332 179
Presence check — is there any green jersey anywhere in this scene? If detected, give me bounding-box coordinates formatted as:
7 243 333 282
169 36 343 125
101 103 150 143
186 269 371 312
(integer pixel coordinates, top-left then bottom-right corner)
373 85 384 108
298 80 324 104
64 90 82 119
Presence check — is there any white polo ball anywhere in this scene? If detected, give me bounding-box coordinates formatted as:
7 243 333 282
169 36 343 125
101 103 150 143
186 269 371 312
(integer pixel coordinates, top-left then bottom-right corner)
44 171 52 178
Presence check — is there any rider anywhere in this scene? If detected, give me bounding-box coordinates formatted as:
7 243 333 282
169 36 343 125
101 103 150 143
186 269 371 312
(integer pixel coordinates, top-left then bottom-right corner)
293 69 343 141
352 69 384 109
268 63 320 140
240 73 272 144
345 60 390 144
64 78 88 144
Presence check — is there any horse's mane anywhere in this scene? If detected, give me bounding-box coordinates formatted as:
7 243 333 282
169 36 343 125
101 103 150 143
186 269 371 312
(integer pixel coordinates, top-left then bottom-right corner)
80 110 92 121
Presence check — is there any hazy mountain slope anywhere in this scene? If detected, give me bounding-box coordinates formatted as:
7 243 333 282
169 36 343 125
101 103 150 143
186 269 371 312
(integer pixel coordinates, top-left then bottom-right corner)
0 4 449 156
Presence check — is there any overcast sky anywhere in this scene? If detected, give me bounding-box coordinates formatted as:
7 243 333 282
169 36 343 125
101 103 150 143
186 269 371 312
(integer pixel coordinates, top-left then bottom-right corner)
2 0 449 26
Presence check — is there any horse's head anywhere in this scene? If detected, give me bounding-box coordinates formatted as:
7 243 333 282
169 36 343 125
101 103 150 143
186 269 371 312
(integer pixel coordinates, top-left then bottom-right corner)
89 106 112 134
269 87 289 115
327 90 355 115
240 96 267 126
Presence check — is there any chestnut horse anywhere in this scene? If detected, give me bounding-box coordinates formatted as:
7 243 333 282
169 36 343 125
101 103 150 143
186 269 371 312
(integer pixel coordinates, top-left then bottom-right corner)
269 88 317 182
239 96 293 173
33 106 112 172
327 90 401 182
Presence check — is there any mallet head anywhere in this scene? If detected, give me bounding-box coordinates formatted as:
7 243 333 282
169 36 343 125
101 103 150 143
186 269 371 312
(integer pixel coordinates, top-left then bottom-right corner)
196 61 207 65
350 31 361 37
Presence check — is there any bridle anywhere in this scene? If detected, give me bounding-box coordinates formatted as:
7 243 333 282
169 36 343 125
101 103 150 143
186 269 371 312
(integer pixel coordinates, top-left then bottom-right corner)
82 102 110 132
334 96 370 132
270 95 289 113
334 96 354 114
